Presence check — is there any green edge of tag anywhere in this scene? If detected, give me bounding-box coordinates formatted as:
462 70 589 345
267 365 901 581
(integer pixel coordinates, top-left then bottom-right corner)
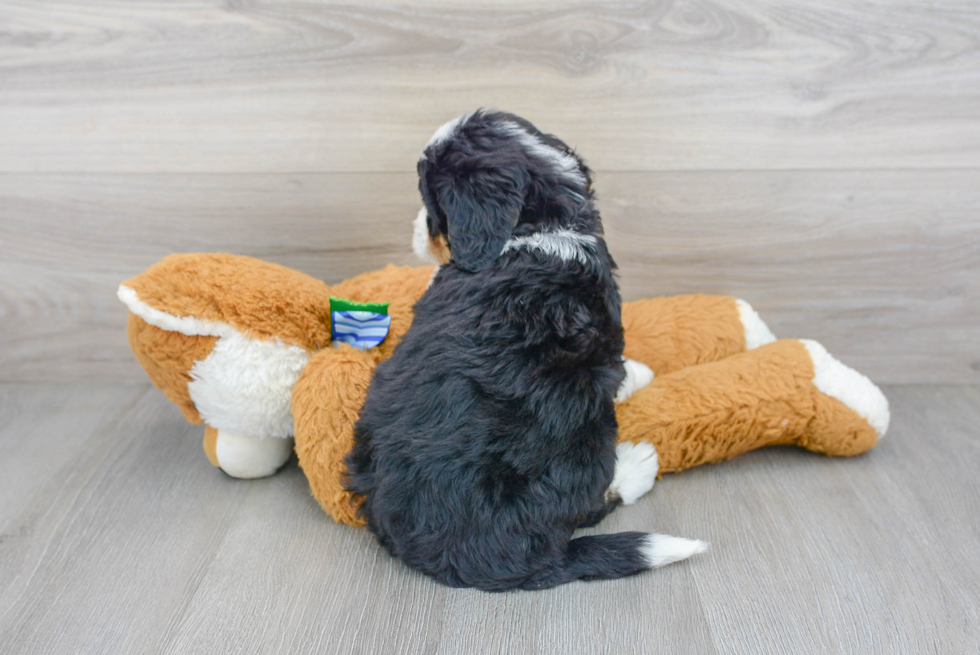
330 297 390 316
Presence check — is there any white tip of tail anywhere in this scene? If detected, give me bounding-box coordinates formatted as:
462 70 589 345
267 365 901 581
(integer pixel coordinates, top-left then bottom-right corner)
642 534 709 568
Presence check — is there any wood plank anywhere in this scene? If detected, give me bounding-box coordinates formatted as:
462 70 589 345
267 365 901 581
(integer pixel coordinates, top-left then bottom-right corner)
1 1 978 173
2 383 978 653
601 170 980 385
2 170 977 384
0 384 142 527
674 384 980 654
433 511 716 655
0 384 251 655
159 472 451 655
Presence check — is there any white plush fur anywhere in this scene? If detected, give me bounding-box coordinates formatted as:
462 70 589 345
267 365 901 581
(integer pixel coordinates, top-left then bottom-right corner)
214 430 294 479
413 206 440 264
801 339 891 438
118 284 235 338
500 229 598 265
498 121 588 187
642 534 709 568
121 283 308 441
615 358 654 403
188 331 310 440
735 299 776 350
607 441 659 505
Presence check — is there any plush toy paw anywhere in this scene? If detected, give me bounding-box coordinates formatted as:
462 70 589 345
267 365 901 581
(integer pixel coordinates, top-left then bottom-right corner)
203 427 294 479
606 441 660 505
801 339 890 439
615 359 655 403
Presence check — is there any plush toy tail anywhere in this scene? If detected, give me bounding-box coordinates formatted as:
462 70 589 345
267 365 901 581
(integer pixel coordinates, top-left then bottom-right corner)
519 532 708 590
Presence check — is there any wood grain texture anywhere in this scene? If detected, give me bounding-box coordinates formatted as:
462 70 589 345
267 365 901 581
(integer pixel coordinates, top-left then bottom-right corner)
0 1 978 173
602 170 980 384
2 170 977 384
1 382 978 654
1 0 978 383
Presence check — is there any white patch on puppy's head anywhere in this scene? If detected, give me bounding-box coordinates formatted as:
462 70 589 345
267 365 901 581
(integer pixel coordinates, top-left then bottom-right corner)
498 121 588 188
426 111 476 148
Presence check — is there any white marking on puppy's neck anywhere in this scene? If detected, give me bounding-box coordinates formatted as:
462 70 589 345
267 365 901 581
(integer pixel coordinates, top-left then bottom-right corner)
498 121 587 187
426 112 475 148
500 229 598 265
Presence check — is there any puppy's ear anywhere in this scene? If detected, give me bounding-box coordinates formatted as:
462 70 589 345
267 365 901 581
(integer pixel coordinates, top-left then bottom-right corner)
438 167 525 272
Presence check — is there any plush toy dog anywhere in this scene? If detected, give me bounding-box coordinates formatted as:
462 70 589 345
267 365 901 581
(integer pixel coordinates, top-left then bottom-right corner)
119 254 889 527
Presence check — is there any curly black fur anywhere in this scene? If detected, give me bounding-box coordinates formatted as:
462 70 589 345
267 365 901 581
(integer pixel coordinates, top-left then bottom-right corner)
345 111 654 591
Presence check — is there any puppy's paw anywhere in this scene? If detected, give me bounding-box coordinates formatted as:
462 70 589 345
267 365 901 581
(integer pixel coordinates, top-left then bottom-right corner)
615 359 654 403
606 441 659 505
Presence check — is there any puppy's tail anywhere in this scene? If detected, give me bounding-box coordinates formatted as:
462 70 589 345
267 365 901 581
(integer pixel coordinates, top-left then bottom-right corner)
521 532 707 590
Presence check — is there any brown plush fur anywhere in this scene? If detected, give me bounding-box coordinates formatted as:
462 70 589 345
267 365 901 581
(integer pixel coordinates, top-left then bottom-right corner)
295 340 878 526
126 314 214 423
616 339 878 473
622 295 746 375
121 254 881 527
123 253 335 350
293 345 379 527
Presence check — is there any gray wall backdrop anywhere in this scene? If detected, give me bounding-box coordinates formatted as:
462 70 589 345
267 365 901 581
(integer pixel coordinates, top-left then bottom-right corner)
2 0 978 384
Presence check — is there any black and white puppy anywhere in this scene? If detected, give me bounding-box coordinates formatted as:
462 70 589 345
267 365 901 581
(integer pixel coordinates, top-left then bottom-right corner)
345 111 705 591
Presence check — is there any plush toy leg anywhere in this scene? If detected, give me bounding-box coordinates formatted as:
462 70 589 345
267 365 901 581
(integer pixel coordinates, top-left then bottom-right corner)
616 339 889 474
622 295 776 376
202 426 294 479
292 345 380 527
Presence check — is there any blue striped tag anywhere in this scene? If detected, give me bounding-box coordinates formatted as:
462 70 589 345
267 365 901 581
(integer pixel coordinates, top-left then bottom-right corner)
331 310 392 350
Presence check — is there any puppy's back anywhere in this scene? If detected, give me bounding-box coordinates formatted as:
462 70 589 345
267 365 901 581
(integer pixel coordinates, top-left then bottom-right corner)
346 110 706 590
348 256 626 589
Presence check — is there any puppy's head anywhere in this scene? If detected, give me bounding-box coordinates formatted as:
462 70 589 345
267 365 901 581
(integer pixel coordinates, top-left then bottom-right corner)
414 110 593 272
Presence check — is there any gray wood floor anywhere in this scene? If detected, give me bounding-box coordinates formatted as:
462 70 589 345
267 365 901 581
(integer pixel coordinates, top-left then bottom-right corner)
1 382 977 655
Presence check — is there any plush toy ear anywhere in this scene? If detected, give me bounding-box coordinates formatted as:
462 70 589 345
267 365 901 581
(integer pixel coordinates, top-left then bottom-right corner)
436 167 525 273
